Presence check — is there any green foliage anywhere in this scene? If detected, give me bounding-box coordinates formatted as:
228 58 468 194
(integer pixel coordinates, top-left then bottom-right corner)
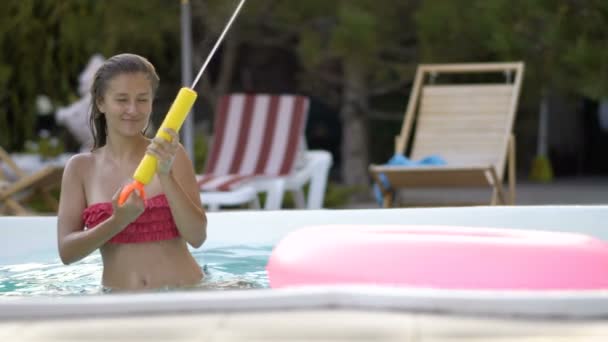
279 182 364 209
24 131 65 159
322 182 365 208
95 1 181 76
276 0 418 84
0 0 180 152
415 1 495 62
415 0 608 100
331 4 379 65
193 132 209 172
559 1 608 99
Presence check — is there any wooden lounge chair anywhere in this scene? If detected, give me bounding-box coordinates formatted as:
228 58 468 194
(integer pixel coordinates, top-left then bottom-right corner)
0 147 63 215
369 62 524 207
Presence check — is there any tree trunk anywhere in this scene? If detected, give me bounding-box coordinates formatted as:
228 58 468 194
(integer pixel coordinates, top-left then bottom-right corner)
340 62 370 189
536 88 550 158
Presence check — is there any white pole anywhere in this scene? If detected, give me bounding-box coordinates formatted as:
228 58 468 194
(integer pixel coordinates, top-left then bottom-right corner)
181 0 195 162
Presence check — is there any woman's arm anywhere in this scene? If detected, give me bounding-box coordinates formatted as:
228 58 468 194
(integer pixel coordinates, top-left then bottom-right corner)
56 155 144 264
157 145 207 248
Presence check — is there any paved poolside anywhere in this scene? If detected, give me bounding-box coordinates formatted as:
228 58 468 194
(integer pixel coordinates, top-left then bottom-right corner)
1 310 607 341
349 177 608 208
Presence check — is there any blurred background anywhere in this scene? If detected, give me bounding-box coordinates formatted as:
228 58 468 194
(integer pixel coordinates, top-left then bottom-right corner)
1 0 608 209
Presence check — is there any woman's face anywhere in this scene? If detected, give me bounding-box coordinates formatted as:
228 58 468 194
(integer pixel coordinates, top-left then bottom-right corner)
97 72 153 137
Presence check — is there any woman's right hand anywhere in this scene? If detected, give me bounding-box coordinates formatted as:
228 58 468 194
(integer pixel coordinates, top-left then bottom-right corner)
111 185 145 225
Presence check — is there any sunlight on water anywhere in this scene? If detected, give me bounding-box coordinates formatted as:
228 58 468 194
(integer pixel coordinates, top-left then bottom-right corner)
0 245 272 297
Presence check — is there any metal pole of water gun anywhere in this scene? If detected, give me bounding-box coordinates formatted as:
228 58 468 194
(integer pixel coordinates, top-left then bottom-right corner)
191 0 246 89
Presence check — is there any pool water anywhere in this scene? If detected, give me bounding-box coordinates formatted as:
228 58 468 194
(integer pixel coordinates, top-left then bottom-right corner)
0 244 272 297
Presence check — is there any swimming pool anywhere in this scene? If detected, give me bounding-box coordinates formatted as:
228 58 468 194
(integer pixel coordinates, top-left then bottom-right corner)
3 206 608 321
0 244 272 296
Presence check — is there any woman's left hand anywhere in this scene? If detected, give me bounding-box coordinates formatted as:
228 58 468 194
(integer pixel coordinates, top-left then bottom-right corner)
147 128 179 176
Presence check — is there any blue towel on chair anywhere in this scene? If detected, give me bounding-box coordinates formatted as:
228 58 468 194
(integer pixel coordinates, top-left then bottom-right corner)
373 154 446 206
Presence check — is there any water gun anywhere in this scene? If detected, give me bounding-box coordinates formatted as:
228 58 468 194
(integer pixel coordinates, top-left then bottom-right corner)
118 88 197 205
118 0 246 205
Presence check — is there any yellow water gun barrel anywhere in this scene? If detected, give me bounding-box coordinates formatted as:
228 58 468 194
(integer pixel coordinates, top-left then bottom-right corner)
118 87 197 205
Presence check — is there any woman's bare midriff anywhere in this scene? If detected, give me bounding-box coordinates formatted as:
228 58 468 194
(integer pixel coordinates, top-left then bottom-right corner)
100 238 203 291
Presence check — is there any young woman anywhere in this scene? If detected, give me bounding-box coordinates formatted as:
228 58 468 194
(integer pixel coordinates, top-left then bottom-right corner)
57 53 207 291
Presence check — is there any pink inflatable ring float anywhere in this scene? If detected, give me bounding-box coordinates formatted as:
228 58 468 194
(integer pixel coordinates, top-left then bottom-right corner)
266 225 608 290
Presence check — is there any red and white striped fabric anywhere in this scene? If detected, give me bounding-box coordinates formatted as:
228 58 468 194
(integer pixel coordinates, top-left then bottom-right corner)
197 94 309 192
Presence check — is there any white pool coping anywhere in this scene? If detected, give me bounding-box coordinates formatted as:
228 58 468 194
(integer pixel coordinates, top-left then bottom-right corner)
2 206 608 321
3 286 608 321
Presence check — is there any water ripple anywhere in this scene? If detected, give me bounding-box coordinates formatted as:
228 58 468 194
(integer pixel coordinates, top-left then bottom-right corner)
0 245 272 296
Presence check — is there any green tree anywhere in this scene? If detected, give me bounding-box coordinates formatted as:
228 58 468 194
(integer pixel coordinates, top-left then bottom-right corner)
1 1 98 149
279 0 420 187
0 0 180 151
415 0 582 96
558 1 608 100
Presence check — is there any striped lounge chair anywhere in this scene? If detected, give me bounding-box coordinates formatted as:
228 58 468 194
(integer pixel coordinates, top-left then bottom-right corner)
197 93 326 210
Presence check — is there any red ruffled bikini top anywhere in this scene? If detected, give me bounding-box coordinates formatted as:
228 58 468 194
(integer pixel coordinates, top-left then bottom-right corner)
82 194 180 244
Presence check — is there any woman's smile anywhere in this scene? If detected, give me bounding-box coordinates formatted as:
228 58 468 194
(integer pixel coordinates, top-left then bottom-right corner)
120 116 143 122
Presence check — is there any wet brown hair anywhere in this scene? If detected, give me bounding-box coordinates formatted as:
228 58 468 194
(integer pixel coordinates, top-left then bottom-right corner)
89 53 160 150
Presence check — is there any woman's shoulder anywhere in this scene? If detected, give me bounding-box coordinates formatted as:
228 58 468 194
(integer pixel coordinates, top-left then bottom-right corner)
64 151 98 174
